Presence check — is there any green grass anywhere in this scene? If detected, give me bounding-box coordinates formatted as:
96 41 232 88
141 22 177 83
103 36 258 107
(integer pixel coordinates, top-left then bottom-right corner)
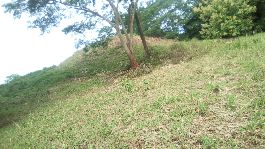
0 33 264 148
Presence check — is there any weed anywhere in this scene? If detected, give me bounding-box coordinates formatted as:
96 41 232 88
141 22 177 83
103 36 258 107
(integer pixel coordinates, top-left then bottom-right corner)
200 136 218 149
121 78 134 93
151 97 164 110
143 79 150 91
207 83 220 94
198 102 208 116
226 95 237 111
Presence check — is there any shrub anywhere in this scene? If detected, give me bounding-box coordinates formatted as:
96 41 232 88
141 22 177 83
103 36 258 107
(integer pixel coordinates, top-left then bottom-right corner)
4 74 20 84
194 0 256 39
251 0 265 32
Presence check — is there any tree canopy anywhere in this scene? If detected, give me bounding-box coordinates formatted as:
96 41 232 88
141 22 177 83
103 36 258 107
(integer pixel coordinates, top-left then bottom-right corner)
2 0 265 53
3 0 152 68
194 0 256 39
251 0 265 32
135 0 200 39
131 0 264 39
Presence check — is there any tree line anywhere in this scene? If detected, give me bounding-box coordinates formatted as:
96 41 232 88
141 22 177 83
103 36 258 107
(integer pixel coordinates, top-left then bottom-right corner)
138 0 265 39
3 0 265 69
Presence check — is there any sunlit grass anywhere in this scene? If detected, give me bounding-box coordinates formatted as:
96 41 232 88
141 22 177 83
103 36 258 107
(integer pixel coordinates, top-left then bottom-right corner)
0 33 264 148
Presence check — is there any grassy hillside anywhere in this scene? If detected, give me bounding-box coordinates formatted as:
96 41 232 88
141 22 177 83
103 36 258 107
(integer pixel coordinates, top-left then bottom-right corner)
0 34 264 148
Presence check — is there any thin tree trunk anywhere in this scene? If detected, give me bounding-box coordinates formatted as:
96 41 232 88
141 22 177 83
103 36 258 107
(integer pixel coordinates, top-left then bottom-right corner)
129 2 136 54
117 32 139 69
135 9 150 59
115 25 139 69
107 0 139 69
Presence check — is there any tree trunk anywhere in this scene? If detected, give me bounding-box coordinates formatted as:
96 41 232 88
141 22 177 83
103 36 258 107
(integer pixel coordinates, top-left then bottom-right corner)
115 17 139 69
135 9 150 59
118 33 139 69
116 30 139 69
108 0 139 69
115 25 139 69
129 2 135 54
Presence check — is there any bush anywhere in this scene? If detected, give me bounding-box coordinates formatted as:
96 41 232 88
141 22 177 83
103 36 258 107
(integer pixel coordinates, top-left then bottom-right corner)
194 0 256 39
251 0 265 32
5 74 20 84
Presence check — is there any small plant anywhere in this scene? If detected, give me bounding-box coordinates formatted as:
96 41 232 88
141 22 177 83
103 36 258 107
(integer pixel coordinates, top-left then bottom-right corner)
152 98 164 110
226 95 236 111
200 136 217 149
121 78 134 93
143 79 150 91
198 102 208 116
207 83 220 94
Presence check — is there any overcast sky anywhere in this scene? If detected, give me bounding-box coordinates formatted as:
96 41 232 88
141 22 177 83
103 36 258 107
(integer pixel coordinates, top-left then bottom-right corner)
0 1 81 84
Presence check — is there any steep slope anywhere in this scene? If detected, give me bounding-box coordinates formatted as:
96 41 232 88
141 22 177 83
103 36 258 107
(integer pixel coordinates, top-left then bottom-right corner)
0 34 264 148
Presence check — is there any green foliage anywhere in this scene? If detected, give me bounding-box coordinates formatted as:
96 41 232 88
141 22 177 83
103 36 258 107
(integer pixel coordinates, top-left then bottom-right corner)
2 0 98 43
88 26 115 49
198 102 208 116
207 83 220 93
200 136 218 148
181 0 202 39
226 94 236 111
2 0 133 50
143 79 150 91
62 21 96 35
194 0 256 39
182 12 202 39
251 0 265 32
252 69 265 81
250 97 265 109
4 74 20 84
138 0 198 39
122 78 134 93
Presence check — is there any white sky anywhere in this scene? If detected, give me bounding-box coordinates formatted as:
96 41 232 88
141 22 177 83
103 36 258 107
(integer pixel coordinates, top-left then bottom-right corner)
0 0 81 84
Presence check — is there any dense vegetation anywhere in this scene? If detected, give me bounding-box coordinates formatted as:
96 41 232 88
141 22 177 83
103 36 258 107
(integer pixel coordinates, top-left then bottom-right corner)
133 0 265 39
194 0 255 38
0 33 264 148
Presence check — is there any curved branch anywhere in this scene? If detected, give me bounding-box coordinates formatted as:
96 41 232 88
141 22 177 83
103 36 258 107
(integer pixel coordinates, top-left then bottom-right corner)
58 1 115 27
107 0 129 39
